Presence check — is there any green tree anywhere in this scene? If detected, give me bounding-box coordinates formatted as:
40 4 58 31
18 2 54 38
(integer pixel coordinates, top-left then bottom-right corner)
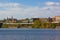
45 22 56 29
57 22 60 26
2 24 8 28
32 20 41 28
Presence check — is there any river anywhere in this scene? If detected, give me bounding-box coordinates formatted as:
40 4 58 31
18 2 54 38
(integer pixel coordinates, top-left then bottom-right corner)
0 28 60 40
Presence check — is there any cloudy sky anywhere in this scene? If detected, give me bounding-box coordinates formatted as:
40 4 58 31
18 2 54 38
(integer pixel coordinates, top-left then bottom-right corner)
0 0 60 19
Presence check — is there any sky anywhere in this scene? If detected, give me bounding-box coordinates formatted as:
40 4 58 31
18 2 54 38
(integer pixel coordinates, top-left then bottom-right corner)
0 0 60 19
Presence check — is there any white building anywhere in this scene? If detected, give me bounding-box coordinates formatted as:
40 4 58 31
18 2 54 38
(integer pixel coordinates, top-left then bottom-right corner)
53 16 60 23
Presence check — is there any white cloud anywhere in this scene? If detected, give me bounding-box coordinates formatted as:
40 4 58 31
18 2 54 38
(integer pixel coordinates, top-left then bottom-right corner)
0 2 60 19
45 2 60 6
0 3 43 19
0 3 20 8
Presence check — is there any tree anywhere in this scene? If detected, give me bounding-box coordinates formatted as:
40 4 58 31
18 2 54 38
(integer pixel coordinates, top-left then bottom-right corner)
45 22 56 29
32 20 41 28
32 20 56 29
57 22 60 26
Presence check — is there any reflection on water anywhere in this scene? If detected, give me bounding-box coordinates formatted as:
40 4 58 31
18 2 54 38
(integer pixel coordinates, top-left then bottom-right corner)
0 28 60 40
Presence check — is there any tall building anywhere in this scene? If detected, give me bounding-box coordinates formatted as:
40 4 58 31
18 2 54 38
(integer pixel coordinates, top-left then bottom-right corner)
5 16 17 23
53 16 60 23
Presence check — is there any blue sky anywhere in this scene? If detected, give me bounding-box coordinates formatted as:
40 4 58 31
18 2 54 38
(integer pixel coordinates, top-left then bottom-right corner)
0 0 60 6
0 0 60 19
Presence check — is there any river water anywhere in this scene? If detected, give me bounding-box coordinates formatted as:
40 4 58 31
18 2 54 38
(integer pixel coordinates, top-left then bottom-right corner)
0 28 60 40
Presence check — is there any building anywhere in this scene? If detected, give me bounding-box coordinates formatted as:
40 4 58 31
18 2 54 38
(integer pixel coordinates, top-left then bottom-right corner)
19 19 28 23
32 18 39 22
5 16 17 23
48 17 53 22
39 18 48 22
53 16 60 23
18 18 33 23
32 17 53 22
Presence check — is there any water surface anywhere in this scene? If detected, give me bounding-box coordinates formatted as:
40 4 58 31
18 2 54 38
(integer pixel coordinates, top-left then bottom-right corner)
0 28 60 40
